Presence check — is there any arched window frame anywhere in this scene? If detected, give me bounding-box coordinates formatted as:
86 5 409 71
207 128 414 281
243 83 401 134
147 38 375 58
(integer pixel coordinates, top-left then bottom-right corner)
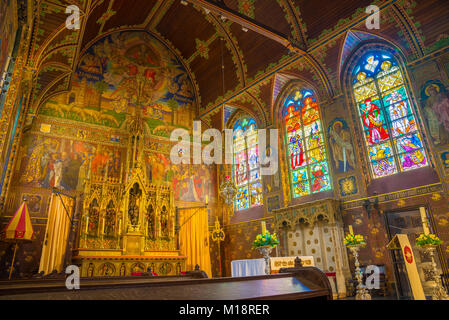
231 115 263 212
344 45 430 179
280 87 332 199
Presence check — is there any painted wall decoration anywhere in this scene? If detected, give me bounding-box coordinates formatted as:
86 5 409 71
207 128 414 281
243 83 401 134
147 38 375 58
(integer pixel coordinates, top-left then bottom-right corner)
23 194 42 214
338 176 358 197
328 118 355 173
144 151 216 202
267 195 281 212
420 80 449 146
0 0 17 82
440 151 449 175
15 134 124 191
39 31 196 136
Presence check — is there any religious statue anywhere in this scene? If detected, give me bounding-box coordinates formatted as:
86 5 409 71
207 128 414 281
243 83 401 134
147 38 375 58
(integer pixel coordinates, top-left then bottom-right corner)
160 205 169 238
101 263 114 276
128 183 142 226
88 200 100 236
119 263 126 276
422 82 449 145
328 119 355 173
146 204 155 240
105 201 116 237
87 263 94 277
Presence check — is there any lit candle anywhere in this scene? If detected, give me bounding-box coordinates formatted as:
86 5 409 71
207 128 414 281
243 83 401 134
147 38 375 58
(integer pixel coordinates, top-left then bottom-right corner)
419 207 430 235
349 225 354 235
261 221 267 234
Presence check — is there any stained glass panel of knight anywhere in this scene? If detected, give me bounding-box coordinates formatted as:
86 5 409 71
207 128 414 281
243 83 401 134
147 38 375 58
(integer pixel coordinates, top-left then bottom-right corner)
284 90 331 198
233 118 262 211
352 52 428 178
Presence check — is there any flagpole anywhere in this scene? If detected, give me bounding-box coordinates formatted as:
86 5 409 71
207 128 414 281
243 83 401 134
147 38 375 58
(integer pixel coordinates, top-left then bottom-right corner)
8 242 18 280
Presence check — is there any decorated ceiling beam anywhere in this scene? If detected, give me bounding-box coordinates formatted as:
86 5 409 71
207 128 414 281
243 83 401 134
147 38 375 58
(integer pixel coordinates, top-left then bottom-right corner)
185 0 306 54
277 0 308 50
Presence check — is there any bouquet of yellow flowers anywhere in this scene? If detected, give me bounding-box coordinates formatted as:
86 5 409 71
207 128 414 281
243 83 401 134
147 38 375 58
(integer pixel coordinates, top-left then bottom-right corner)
416 233 442 247
344 233 366 246
252 231 280 249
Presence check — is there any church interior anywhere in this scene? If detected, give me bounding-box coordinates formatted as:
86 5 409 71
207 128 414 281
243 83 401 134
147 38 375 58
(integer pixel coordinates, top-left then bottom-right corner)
0 0 449 301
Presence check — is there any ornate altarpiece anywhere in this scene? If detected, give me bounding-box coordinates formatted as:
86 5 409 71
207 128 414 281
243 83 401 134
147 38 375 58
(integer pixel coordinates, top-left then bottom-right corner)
73 113 185 277
272 199 351 298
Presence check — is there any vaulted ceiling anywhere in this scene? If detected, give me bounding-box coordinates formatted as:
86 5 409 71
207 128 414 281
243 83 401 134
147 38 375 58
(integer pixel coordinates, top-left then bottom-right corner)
23 0 449 124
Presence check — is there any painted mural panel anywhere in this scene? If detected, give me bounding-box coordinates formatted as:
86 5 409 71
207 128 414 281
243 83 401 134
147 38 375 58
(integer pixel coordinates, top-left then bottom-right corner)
144 151 216 202
420 80 449 146
15 134 124 191
39 31 195 136
0 0 17 82
327 118 355 173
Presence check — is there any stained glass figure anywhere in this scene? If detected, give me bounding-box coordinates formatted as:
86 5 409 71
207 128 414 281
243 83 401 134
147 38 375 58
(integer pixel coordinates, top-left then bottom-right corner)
352 52 428 177
283 90 331 198
233 118 262 211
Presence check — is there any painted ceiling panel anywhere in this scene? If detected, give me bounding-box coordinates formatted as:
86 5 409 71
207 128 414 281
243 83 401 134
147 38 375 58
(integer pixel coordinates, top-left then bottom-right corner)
293 0 374 43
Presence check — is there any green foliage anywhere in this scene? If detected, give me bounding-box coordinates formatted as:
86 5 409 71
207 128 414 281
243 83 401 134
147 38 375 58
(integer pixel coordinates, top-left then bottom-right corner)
252 231 280 249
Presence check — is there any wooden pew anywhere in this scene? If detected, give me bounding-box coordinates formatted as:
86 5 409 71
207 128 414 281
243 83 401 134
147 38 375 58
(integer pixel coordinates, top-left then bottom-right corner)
0 266 208 297
0 263 332 300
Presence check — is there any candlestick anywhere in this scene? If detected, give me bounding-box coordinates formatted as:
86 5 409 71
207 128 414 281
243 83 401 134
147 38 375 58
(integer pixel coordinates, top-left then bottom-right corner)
419 207 430 235
205 195 208 206
85 216 89 234
349 225 354 235
261 221 267 234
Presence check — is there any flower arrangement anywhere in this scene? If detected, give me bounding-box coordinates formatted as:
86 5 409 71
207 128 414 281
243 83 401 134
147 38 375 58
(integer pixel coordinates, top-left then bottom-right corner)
344 233 366 246
252 231 280 249
416 233 442 247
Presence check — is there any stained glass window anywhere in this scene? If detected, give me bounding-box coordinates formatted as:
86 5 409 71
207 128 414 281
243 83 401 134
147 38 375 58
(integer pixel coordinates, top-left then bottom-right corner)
233 118 262 211
283 90 331 198
352 52 428 178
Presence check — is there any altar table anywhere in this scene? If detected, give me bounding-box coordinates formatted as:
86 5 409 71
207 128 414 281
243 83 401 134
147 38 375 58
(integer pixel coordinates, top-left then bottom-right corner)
231 258 266 277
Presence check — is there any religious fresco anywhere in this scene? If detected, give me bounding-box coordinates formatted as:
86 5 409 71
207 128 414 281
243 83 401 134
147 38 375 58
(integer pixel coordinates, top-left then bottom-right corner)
420 80 449 146
327 118 355 173
144 151 216 202
39 31 195 136
440 151 449 175
352 52 428 178
0 0 17 82
15 134 124 192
